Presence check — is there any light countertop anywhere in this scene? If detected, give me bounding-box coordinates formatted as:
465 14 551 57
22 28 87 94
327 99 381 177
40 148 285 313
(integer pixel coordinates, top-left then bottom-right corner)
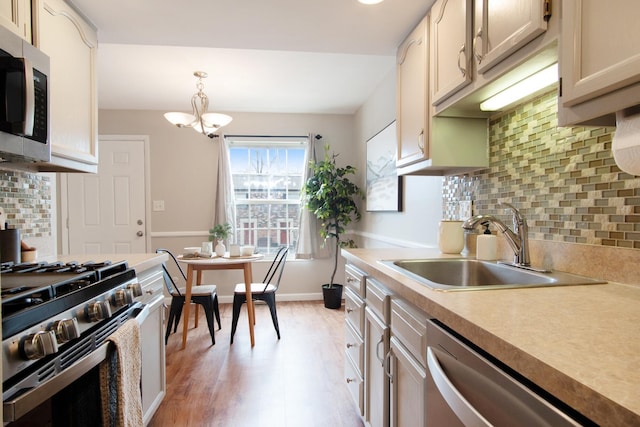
342 247 640 426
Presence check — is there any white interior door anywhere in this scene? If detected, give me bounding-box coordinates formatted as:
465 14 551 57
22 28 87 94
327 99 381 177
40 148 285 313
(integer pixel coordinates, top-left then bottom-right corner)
66 136 148 254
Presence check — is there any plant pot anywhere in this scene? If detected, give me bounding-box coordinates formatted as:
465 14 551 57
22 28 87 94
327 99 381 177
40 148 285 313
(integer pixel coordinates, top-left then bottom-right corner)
322 284 343 309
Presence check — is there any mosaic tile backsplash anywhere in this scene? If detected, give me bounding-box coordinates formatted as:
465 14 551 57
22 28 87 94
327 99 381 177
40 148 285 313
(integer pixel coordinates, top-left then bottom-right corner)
0 170 52 238
443 89 640 248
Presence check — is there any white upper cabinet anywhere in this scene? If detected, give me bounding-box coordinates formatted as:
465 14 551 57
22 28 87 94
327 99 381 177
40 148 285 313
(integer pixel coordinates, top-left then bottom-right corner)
431 0 556 116
0 0 32 41
430 0 473 105
475 0 549 74
559 0 640 126
397 13 488 176
397 16 429 168
33 0 98 172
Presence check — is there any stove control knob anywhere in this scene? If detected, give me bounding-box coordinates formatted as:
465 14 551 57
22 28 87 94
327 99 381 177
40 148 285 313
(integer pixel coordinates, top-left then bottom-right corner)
127 282 143 298
21 330 59 360
51 318 80 344
88 300 112 322
114 289 134 307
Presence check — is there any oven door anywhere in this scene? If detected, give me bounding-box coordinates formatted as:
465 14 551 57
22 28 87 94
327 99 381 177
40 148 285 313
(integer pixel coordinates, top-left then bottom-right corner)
3 301 151 423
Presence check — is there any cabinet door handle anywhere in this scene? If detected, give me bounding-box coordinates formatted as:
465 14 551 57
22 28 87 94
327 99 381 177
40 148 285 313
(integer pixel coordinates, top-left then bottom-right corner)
473 27 483 64
457 44 467 77
384 349 393 383
346 307 353 313
346 342 357 349
375 337 385 364
418 129 425 154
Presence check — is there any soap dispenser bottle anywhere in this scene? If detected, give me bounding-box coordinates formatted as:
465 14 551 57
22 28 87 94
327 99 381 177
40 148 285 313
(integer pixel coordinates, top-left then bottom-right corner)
476 223 497 261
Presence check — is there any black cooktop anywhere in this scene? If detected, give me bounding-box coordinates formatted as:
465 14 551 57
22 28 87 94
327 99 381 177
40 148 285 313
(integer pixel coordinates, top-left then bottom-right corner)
1 260 131 339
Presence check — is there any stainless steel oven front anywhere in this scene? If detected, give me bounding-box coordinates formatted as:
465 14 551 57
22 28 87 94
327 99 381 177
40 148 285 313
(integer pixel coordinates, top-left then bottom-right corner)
1 262 147 424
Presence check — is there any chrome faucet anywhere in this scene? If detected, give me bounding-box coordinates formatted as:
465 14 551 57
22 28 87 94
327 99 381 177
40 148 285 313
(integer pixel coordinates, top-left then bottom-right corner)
462 203 531 267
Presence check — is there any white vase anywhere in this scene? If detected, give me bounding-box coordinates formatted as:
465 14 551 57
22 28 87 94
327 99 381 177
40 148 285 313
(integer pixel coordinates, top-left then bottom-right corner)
215 240 226 256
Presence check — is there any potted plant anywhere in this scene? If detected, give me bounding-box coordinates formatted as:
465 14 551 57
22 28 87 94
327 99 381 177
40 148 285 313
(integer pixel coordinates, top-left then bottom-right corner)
209 222 232 256
302 144 365 309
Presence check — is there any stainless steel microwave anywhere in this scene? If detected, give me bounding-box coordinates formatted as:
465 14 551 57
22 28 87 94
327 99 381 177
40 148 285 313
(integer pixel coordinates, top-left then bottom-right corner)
0 25 50 163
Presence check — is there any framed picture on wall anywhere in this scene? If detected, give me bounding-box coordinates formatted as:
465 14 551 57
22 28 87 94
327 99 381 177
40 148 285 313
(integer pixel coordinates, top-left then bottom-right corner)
366 121 402 212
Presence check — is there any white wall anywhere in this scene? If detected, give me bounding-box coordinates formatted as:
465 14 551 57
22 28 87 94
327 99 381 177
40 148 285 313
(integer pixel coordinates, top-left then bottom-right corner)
353 70 443 249
95 72 445 300
97 109 355 300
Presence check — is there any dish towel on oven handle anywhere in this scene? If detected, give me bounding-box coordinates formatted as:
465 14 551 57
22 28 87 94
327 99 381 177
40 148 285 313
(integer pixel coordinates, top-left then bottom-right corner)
100 319 143 427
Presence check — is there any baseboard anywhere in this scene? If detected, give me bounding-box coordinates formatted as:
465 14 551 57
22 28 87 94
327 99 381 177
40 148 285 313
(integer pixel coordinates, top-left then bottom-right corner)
165 293 326 306
216 292 325 304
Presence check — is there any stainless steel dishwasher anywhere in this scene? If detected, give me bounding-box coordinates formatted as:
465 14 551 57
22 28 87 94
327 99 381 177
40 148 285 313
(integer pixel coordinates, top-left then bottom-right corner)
426 320 593 426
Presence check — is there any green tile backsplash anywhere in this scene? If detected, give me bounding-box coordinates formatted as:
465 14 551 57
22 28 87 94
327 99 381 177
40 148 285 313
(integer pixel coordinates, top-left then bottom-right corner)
443 89 640 248
0 170 52 238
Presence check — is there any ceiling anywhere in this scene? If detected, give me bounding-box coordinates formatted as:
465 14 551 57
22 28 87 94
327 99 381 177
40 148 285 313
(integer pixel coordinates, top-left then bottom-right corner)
68 0 434 115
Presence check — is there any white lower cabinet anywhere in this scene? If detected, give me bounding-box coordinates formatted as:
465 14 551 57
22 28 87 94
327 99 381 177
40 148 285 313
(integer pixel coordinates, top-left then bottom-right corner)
364 278 393 427
389 337 427 427
365 306 390 427
345 322 365 414
348 270 430 427
136 265 167 425
388 299 429 427
344 265 367 416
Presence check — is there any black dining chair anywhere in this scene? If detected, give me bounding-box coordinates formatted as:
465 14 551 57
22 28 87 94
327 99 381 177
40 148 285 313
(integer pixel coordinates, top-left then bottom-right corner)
230 246 288 344
156 248 222 345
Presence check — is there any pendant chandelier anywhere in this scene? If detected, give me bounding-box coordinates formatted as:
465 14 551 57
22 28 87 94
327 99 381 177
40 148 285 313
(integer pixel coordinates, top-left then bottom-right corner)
164 71 232 138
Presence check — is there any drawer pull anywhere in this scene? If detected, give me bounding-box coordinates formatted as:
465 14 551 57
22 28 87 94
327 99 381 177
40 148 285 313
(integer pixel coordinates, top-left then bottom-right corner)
346 342 357 349
346 377 357 384
346 307 353 313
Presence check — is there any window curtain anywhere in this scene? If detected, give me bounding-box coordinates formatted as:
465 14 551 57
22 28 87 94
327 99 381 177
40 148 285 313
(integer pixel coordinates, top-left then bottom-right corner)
295 134 328 260
214 136 236 241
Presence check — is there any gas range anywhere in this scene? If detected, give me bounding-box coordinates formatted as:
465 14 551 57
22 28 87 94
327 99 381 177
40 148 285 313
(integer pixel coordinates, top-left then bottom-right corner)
1 259 146 422
1 260 129 337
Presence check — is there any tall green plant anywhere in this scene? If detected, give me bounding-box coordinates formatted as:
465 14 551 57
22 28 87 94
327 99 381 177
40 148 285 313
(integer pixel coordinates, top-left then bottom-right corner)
303 144 365 288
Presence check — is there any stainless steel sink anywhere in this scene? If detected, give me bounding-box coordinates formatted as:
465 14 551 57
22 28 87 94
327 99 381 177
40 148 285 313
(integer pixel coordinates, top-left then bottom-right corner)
379 259 606 291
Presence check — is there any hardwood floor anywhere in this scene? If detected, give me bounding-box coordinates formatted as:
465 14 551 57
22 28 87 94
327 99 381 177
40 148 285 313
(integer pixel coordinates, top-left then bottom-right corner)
149 301 365 427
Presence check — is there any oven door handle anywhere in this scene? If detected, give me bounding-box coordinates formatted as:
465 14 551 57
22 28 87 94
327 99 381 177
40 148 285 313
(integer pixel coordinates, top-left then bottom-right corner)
132 300 150 326
3 341 110 422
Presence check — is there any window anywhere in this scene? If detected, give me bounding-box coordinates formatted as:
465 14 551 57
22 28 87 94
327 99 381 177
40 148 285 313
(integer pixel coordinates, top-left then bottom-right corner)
226 136 308 255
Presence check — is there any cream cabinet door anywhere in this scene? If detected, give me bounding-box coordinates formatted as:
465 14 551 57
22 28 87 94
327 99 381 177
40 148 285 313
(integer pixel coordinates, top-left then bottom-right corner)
364 307 390 427
0 0 31 40
396 16 428 168
389 337 427 427
137 267 166 425
475 0 548 74
431 0 473 105
34 0 98 172
561 0 640 106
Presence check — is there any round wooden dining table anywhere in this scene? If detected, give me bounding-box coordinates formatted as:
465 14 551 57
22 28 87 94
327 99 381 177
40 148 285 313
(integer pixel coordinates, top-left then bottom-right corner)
177 253 264 348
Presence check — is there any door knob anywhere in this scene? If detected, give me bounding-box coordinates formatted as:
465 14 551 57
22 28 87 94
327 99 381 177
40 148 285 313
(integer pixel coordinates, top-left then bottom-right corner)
137 231 144 237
